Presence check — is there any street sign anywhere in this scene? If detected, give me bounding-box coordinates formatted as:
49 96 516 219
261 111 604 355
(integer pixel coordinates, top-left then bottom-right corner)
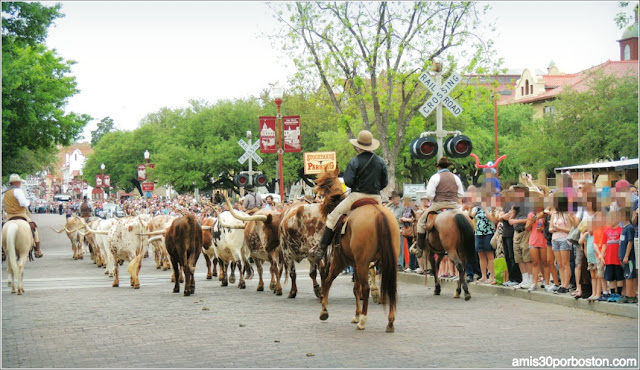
304 151 337 175
141 182 154 192
238 139 263 165
418 72 463 117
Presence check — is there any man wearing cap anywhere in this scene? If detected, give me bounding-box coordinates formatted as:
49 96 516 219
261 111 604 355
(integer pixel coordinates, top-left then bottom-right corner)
2 174 43 257
413 157 465 257
312 130 388 262
243 185 263 215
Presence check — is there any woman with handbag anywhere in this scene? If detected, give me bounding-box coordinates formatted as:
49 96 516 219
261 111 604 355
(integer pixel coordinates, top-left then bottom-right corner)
399 195 418 272
470 188 499 284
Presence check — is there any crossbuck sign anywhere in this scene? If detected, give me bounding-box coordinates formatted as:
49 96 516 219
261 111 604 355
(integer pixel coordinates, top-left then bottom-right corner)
418 72 464 117
238 139 262 165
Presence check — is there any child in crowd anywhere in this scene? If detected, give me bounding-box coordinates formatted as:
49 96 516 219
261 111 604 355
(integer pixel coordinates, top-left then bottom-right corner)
601 210 624 302
618 207 637 303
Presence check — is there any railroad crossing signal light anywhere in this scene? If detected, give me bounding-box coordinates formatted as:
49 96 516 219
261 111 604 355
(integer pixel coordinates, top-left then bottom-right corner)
444 135 473 158
409 137 438 160
253 173 268 187
233 173 250 187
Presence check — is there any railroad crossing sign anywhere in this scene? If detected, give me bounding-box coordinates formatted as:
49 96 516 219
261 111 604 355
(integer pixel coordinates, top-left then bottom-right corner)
418 72 464 117
238 139 262 165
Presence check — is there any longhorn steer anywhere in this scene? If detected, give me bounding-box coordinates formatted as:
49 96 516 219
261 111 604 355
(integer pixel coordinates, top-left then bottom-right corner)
107 216 150 289
165 214 203 295
201 217 218 279
211 209 255 289
50 216 87 260
242 209 284 294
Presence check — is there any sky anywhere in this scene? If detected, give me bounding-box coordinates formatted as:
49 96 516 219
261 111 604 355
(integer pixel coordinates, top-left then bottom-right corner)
43 1 631 142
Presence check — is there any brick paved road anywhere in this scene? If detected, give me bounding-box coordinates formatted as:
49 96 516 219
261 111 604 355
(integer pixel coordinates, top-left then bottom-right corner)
2 214 638 368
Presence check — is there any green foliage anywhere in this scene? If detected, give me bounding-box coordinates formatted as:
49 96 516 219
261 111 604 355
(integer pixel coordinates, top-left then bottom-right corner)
90 117 116 147
2 2 90 179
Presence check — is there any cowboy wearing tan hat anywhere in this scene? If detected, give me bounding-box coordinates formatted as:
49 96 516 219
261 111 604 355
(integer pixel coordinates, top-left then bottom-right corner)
312 130 388 262
412 157 465 258
2 174 43 257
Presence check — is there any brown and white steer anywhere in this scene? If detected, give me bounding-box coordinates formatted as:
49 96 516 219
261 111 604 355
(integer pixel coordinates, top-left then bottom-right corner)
242 209 284 293
164 214 203 295
50 216 87 260
106 215 151 289
146 214 176 271
201 217 218 280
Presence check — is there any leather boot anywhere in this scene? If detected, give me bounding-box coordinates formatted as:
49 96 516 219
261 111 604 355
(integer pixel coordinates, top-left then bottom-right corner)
34 241 43 258
312 227 335 262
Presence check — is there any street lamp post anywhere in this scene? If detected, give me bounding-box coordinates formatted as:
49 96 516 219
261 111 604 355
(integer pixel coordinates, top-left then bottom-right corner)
144 150 150 164
100 163 105 200
272 83 285 202
79 170 83 199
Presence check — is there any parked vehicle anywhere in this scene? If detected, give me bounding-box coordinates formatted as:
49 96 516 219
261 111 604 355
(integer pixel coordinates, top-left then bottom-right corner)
99 202 125 219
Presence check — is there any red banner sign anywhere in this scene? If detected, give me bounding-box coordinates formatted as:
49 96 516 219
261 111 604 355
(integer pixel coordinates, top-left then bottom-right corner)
141 182 154 192
259 116 277 153
138 164 146 181
96 175 103 187
104 175 110 187
283 115 301 152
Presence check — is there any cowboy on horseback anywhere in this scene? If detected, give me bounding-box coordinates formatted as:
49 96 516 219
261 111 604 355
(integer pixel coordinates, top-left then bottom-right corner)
2 174 43 258
413 157 465 257
312 130 388 262
80 196 92 221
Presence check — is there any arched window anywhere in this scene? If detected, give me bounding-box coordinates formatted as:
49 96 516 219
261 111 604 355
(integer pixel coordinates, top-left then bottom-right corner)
525 79 529 95
521 86 524 96
624 45 631 61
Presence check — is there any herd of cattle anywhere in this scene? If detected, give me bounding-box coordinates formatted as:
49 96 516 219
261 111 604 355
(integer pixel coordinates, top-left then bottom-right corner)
50 197 331 298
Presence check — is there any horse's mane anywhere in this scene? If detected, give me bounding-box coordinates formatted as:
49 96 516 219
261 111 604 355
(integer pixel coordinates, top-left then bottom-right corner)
314 170 346 217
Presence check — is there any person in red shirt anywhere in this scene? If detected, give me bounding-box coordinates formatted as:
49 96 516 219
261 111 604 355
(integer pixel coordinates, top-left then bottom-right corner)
601 210 624 302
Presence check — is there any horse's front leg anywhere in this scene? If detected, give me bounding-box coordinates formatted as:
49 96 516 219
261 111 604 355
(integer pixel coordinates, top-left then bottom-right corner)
430 252 441 295
320 257 342 321
309 262 322 299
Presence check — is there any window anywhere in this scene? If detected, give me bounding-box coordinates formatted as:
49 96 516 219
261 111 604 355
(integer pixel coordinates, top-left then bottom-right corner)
624 45 631 61
75 153 77 160
544 106 555 116
521 86 524 95
525 79 529 95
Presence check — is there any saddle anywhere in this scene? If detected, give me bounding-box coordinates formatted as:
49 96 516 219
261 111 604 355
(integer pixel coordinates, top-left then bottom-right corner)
424 208 456 231
335 198 380 238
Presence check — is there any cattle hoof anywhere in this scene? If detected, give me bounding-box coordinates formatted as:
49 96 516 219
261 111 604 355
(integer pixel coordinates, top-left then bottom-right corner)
221 281 228 287
434 286 441 295
17 290 23 295
229 276 236 284
80 256 83 260
386 325 395 333
257 285 264 292
112 283 119 287
134 284 140 289
287 291 297 299
464 294 471 301
319 310 329 321
356 325 366 330
184 291 190 296
269 282 275 290
173 288 179 293
351 315 359 323
275 288 282 296
313 285 322 299
238 282 246 289
212 272 218 277
102 266 106 269
156 266 161 269
109 273 114 278
206 275 212 280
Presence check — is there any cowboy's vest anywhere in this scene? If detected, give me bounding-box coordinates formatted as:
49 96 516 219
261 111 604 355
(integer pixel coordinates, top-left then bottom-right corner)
4 189 24 214
81 202 91 217
433 171 458 202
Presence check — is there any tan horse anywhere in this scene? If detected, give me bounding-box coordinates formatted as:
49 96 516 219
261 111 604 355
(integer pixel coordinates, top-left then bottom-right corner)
314 170 400 332
2 220 34 295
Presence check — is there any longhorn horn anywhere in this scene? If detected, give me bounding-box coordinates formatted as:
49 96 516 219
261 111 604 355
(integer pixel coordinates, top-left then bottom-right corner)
82 225 110 235
223 195 267 222
138 230 167 237
50 226 66 233
201 225 212 230
217 219 246 229
147 236 164 244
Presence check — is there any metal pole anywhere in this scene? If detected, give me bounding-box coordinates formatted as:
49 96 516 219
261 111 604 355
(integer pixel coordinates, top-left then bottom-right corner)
494 97 499 165
277 106 284 202
248 133 253 186
436 71 443 160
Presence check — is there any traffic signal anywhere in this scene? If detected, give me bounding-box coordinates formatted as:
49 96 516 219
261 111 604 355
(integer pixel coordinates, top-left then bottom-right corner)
233 173 250 187
443 135 473 158
253 173 268 187
409 137 438 160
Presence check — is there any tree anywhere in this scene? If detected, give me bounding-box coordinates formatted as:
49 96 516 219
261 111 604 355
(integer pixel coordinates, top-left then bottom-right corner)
2 2 90 179
269 1 499 194
90 116 116 147
614 2 638 29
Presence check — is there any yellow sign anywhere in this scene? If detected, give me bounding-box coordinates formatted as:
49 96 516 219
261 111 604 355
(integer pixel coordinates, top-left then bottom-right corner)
304 151 337 175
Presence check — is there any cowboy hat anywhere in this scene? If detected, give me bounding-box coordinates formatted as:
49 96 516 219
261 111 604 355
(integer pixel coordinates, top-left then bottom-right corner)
9 174 22 183
349 130 380 151
436 157 453 168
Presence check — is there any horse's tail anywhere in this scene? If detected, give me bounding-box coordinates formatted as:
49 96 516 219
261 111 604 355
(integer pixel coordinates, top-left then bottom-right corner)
376 208 397 313
454 213 476 266
5 222 20 278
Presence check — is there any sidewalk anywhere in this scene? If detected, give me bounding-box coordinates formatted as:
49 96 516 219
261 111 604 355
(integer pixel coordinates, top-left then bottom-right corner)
397 271 638 319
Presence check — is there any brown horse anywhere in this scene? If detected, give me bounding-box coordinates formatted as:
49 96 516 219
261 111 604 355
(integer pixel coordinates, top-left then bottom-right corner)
314 169 400 332
413 209 476 300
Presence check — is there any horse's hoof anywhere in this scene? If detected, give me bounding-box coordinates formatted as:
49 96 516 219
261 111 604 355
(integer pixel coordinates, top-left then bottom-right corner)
287 291 297 299
351 315 359 323
453 295 460 298
229 276 236 284
386 325 395 333
319 311 329 321
356 324 366 330
372 290 380 304
257 285 264 292
313 285 322 299
465 295 471 301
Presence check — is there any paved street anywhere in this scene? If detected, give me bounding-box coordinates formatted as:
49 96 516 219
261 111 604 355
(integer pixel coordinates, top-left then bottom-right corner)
2 214 638 368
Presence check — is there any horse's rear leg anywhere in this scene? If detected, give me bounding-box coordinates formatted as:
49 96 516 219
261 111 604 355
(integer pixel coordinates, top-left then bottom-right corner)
450 254 470 300
369 263 380 304
320 260 342 321
352 274 362 324
354 262 370 330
